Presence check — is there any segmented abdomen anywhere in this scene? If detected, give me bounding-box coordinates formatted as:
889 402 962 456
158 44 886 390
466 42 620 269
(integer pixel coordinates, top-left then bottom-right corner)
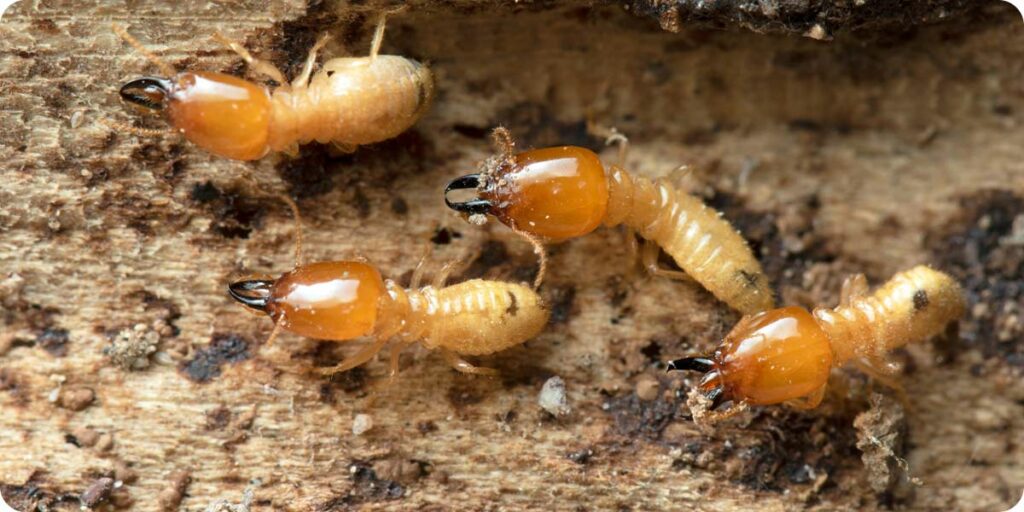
418 279 549 356
814 265 966 365
268 56 434 152
604 167 774 314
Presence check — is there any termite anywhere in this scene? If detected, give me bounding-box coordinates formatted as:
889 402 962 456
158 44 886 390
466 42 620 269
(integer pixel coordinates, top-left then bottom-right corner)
667 265 966 410
443 128 774 314
111 12 434 161
227 197 549 376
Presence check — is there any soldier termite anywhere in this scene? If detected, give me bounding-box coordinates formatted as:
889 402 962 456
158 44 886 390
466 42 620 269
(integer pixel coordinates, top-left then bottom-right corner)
227 197 549 376
110 11 434 161
667 265 966 410
443 128 774 315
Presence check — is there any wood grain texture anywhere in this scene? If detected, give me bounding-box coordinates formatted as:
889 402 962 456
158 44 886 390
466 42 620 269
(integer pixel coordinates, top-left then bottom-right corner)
1 1 1022 510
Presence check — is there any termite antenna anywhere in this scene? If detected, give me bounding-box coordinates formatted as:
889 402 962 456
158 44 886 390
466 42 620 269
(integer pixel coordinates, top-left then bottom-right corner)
263 318 285 348
444 174 493 215
228 279 274 311
490 126 515 158
112 24 176 77
666 356 715 373
278 194 304 268
98 117 173 137
512 228 548 290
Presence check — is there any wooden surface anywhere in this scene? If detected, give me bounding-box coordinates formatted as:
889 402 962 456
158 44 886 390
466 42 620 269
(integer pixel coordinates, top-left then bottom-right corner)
1 1 1022 510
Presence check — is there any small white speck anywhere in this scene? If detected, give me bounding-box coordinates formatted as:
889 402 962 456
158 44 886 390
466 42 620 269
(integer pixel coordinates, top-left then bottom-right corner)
352 413 373 435
538 376 571 417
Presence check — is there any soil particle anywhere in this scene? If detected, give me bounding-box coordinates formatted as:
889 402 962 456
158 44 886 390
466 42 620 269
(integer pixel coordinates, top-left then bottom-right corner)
854 394 916 500
317 461 404 509
104 323 160 371
634 374 660 401
567 448 594 465
181 333 252 383
57 387 96 411
68 425 100 447
372 459 426 485
707 191 839 304
416 421 438 435
0 368 29 406
79 477 114 508
352 413 374 436
36 327 69 357
193 185 267 240
605 392 682 441
495 103 602 151
205 405 233 431
624 0 984 37
113 461 139 485
538 376 571 417
446 380 487 412
390 195 409 216
430 226 461 245
157 470 191 512
1 478 77 511
545 285 577 325
319 367 369 403
927 190 1024 368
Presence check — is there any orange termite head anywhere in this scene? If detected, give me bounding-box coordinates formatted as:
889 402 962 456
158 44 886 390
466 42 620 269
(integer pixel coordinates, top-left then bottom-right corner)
445 141 610 241
228 261 386 341
667 307 834 409
119 71 271 160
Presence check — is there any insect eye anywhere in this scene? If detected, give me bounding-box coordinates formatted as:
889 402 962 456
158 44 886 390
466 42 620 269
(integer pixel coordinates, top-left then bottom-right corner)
119 76 173 111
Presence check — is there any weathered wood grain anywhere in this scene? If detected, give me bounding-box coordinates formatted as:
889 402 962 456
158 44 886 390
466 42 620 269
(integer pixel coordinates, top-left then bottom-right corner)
1 1 1022 510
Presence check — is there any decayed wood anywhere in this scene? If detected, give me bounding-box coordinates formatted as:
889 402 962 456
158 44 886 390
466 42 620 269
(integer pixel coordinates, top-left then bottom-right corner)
1 1 1022 511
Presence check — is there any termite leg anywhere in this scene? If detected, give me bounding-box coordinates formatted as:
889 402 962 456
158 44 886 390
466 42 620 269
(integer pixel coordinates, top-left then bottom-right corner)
840 273 869 307
605 129 629 167
410 243 433 289
441 350 499 376
292 33 331 89
853 357 910 407
317 337 389 376
586 121 629 166
369 6 406 60
433 252 478 288
211 32 288 87
624 229 640 276
641 240 692 282
387 341 413 380
667 164 694 188
330 141 358 154
785 385 827 410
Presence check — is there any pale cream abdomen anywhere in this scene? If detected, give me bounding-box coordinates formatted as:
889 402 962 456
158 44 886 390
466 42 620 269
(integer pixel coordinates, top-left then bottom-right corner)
268 55 434 151
814 265 966 365
605 167 774 314
422 279 549 356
